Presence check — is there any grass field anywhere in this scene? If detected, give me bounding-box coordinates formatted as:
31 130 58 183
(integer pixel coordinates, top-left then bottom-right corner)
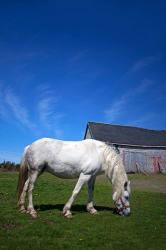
0 172 166 250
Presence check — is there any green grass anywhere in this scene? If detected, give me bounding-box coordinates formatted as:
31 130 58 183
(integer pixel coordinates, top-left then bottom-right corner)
0 172 166 250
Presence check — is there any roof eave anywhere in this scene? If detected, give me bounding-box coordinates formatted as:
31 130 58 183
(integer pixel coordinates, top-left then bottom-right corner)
111 143 166 149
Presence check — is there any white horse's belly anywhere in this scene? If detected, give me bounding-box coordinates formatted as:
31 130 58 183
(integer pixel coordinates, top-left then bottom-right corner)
46 163 81 179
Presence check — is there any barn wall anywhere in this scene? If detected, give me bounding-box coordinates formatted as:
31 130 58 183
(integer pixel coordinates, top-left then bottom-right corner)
119 148 166 174
84 130 166 174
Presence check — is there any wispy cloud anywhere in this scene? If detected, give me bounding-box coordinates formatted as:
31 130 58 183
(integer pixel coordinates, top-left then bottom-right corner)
5 88 36 130
105 96 127 122
0 83 65 138
105 54 162 123
0 83 15 121
38 96 57 128
117 55 162 84
104 79 154 122
37 85 64 137
0 88 8 120
126 113 156 127
129 55 161 74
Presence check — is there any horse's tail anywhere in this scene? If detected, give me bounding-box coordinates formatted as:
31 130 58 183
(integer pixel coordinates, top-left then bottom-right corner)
17 146 29 202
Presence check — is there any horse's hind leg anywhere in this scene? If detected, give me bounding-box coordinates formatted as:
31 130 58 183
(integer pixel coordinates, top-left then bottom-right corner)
63 173 91 218
27 170 39 218
86 176 98 215
18 178 30 213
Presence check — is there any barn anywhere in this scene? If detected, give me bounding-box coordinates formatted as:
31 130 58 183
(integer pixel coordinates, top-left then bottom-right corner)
84 122 166 174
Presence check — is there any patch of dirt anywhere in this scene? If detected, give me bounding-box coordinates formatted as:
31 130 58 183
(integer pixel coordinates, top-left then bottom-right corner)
0 168 9 172
96 174 166 193
130 175 166 193
1 223 22 231
0 169 18 172
42 219 56 226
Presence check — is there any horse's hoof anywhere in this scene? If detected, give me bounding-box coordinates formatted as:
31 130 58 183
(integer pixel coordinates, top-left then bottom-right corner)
90 209 98 215
63 210 72 219
63 206 69 215
31 212 38 219
65 214 73 219
26 208 37 218
18 206 25 212
87 207 98 215
19 208 27 213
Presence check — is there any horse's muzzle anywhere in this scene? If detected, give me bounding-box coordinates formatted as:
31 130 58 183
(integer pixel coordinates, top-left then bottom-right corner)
123 208 131 216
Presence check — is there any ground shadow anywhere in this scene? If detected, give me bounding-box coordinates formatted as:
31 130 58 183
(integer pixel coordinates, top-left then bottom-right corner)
35 203 115 213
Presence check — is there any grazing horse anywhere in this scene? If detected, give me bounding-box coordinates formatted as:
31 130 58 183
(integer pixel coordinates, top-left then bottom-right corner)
17 138 131 218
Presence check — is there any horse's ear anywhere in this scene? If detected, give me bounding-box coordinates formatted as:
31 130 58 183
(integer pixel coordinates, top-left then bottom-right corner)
124 181 128 190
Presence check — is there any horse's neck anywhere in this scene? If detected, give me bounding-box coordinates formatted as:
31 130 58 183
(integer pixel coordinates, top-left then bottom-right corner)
112 164 127 191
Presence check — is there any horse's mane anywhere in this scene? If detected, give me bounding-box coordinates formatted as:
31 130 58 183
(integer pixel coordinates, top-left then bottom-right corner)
105 142 120 154
102 142 128 199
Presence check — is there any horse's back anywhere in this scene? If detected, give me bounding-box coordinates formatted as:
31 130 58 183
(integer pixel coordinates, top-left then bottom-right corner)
25 138 104 178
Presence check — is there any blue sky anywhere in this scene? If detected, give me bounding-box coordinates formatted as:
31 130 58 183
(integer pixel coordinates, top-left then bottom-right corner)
0 0 166 162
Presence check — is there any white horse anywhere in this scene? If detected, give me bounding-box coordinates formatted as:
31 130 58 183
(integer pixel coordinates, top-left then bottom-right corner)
17 138 131 218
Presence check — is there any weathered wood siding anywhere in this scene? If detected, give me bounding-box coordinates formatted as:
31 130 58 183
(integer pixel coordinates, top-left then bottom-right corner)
119 148 166 174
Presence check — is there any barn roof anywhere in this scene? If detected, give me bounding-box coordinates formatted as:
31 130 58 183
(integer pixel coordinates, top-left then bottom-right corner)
84 122 166 148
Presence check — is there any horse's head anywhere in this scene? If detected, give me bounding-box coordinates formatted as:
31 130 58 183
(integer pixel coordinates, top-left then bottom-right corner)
113 181 131 216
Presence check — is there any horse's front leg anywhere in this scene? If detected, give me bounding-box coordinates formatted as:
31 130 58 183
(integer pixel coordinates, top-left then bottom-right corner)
63 173 91 218
86 176 98 215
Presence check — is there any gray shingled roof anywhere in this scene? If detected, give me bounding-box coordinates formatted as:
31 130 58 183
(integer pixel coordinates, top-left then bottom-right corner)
85 122 166 147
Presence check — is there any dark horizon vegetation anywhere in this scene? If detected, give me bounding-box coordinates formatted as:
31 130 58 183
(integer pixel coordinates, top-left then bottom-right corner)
0 161 20 171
